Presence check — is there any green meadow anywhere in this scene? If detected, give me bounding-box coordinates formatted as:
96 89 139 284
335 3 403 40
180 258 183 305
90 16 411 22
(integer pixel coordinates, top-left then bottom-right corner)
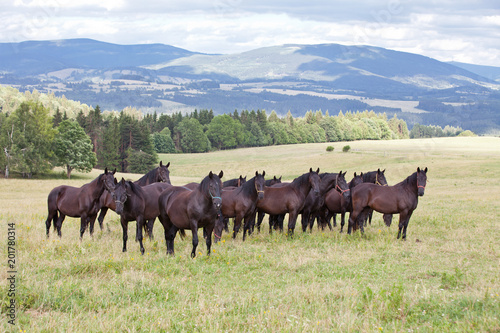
1 137 499 332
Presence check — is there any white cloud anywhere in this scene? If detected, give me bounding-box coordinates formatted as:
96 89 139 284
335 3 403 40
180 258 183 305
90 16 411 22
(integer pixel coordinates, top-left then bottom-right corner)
1 1 499 66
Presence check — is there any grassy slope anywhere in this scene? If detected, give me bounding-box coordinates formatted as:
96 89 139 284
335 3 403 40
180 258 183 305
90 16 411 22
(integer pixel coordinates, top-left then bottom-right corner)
1 137 499 332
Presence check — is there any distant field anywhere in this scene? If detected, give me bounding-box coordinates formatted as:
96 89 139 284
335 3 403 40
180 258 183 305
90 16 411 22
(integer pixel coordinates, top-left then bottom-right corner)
1 137 499 332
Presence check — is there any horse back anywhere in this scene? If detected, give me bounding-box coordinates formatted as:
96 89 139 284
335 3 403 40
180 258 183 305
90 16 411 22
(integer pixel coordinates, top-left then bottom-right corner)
141 182 172 219
258 185 298 215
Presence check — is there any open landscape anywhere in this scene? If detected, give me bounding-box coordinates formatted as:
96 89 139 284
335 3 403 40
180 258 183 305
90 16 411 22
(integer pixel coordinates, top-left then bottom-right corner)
1 137 499 332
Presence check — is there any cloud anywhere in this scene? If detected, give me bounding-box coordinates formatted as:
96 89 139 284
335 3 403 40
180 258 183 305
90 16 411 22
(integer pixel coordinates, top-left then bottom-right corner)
1 0 499 66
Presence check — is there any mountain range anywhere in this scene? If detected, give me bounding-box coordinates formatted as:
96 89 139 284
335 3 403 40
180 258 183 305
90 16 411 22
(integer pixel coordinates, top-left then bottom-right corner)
1 38 499 134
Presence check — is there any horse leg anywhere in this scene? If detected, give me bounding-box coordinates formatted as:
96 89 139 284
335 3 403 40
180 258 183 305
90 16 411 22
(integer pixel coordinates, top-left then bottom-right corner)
146 218 155 240
88 214 97 236
368 210 374 225
383 214 393 227
136 217 145 255
121 218 128 252
190 223 199 258
205 224 213 256
45 209 57 238
223 217 229 233
301 212 309 232
232 216 241 239
79 214 88 239
401 211 413 240
287 211 298 237
97 207 108 230
256 211 265 233
55 213 65 237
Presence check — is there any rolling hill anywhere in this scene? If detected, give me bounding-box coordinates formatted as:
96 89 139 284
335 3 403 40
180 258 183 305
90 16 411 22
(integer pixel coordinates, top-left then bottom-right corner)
1 39 499 134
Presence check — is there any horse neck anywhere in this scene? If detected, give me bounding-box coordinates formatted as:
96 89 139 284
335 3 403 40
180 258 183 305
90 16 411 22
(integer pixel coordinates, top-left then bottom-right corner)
88 174 105 200
291 173 312 196
198 179 216 206
320 174 338 194
241 177 257 198
135 169 156 186
363 172 376 183
397 173 418 195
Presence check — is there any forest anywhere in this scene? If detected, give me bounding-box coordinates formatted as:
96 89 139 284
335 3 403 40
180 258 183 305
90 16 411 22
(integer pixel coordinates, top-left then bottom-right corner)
0 86 468 178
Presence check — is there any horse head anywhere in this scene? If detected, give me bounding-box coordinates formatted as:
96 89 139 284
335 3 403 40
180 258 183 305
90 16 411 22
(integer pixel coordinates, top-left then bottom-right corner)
416 167 428 196
113 178 130 215
351 172 364 188
336 170 350 199
102 167 117 193
157 161 171 184
376 168 388 186
254 171 266 200
309 168 321 195
208 171 224 210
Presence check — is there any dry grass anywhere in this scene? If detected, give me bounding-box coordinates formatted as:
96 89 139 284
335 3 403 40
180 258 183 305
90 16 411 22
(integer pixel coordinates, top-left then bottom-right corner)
1 137 499 332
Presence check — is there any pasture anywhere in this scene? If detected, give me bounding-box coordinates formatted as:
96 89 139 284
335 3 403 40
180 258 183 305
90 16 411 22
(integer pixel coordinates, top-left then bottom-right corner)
1 137 499 332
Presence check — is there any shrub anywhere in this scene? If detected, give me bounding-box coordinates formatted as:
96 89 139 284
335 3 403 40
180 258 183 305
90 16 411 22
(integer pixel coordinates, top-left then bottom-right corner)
342 145 351 153
326 146 334 152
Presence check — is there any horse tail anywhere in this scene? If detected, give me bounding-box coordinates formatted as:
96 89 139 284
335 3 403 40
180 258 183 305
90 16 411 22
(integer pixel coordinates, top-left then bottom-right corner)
46 187 61 233
179 229 187 239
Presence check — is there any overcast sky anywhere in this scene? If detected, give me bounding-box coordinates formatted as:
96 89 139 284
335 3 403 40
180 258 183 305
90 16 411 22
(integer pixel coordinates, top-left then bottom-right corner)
2 0 499 66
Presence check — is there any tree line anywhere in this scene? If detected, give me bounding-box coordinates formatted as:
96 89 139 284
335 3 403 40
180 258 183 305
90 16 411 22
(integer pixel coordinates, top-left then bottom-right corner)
1 98 413 178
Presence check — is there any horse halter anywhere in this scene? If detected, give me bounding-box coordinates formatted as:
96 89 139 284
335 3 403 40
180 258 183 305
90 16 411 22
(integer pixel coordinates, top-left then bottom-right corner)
335 175 350 194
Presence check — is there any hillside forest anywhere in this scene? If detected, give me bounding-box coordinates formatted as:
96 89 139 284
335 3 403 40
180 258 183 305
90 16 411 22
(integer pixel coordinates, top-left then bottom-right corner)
0 86 470 178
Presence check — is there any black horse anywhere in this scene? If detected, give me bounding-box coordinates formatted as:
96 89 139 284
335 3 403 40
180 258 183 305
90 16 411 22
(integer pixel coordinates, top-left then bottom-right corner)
45 168 116 238
158 171 224 258
95 161 171 236
301 171 350 232
223 175 246 188
348 167 428 239
256 168 321 237
111 179 173 254
253 176 282 233
220 171 266 241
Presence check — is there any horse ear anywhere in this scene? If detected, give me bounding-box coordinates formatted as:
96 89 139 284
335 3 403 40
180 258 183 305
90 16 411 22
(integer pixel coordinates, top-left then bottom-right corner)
354 172 357 177
166 162 170 168
112 168 116 175
219 170 224 179
105 167 108 174
159 161 163 166
120 177 126 184
209 171 213 178
424 167 428 173
263 170 265 177
377 168 381 173
310 168 313 173
114 178 118 184
360 172 363 177
382 169 386 173
417 167 421 173
316 168 320 173
255 171 258 177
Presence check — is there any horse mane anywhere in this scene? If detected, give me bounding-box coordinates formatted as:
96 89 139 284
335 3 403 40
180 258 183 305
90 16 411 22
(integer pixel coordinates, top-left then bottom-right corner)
362 171 376 182
240 176 257 196
128 180 145 198
397 172 418 187
135 167 158 185
292 172 310 187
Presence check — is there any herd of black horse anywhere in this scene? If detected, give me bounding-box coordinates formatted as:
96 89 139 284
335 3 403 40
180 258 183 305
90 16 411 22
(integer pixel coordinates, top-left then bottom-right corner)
45 161 428 258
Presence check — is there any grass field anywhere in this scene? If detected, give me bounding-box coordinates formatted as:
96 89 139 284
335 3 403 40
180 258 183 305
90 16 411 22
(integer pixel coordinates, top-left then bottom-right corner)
1 137 499 332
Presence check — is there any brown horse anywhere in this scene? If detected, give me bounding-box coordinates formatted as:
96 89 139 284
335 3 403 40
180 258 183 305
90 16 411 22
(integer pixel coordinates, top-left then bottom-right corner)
110 178 172 254
256 168 321 236
220 171 266 241
348 167 428 239
158 171 224 258
45 168 116 238
253 176 282 233
95 161 171 236
322 172 364 231
223 175 246 188
301 171 349 232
